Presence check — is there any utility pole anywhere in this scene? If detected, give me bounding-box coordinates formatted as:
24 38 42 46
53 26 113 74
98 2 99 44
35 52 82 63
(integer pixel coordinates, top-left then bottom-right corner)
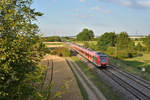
115 41 117 58
114 30 117 58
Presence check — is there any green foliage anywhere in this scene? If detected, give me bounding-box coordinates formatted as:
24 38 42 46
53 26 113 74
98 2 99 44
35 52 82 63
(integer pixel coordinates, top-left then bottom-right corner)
61 37 76 42
117 32 131 50
136 43 145 52
51 47 71 57
97 32 116 50
77 28 94 41
0 0 46 99
106 47 115 56
143 35 150 51
83 42 90 48
116 32 137 58
43 36 61 42
89 42 98 50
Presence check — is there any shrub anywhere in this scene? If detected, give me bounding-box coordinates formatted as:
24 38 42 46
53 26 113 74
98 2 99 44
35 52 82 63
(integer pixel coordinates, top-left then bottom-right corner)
106 47 115 56
89 43 98 50
137 53 143 57
51 47 71 57
83 42 90 48
62 48 71 57
43 36 61 42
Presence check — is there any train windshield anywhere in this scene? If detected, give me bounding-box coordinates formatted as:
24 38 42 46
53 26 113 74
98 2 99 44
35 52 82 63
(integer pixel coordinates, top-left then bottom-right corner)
100 56 107 63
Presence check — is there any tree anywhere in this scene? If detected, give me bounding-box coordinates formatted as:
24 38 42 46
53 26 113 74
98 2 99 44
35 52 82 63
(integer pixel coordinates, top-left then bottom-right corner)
117 32 130 50
0 0 46 99
43 36 61 42
136 43 144 52
77 28 94 41
116 32 136 58
97 32 116 50
143 35 150 51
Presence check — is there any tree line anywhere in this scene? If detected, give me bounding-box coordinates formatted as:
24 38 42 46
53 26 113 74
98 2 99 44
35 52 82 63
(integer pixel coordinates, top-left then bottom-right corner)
76 28 150 58
0 0 47 99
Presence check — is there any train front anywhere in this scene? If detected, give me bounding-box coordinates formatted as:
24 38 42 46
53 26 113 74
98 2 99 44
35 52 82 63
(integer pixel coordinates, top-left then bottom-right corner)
96 52 109 67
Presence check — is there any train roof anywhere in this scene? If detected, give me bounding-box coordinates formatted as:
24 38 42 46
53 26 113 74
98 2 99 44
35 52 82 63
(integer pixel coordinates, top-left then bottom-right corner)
71 43 107 56
96 52 107 56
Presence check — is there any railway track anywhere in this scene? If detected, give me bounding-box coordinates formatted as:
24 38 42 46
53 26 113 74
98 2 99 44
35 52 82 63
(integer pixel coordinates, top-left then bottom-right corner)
77 54 150 100
108 65 150 97
110 64 150 90
102 68 150 100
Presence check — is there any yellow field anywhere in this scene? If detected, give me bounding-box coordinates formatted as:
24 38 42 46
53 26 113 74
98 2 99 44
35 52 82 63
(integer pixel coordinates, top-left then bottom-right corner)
43 42 64 48
125 53 150 65
134 41 145 46
73 41 97 46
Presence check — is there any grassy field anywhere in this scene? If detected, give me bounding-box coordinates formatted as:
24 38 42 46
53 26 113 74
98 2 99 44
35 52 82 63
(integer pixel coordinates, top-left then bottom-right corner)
109 54 150 81
73 41 97 46
43 42 63 45
43 42 64 48
71 56 120 100
125 53 150 65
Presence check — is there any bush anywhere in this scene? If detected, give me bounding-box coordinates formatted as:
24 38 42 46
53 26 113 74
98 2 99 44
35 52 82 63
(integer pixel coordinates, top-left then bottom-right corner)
43 36 61 42
117 50 129 58
146 66 150 73
89 43 98 50
137 53 143 57
83 42 90 48
51 47 71 57
106 47 115 56
62 48 71 57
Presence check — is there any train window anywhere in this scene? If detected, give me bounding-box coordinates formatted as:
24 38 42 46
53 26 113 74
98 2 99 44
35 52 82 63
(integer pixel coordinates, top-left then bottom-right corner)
100 56 107 62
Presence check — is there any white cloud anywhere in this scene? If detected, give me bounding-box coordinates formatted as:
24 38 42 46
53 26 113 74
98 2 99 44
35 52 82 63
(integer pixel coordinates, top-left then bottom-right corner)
91 6 111 14
121 1 132 6
91 6 101 11
80 0 85 3
98 0 150 8
138 1 150 7
72 14 93 19
101 9 111 14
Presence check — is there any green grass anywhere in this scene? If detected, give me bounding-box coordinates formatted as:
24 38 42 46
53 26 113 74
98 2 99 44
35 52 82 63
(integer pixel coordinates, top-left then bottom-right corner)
71 56 120 100
73 41 97 46
125 53 150 65
109 56 150 81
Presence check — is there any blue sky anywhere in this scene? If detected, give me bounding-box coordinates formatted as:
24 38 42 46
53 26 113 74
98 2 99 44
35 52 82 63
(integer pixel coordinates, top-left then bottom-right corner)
32 0 150 36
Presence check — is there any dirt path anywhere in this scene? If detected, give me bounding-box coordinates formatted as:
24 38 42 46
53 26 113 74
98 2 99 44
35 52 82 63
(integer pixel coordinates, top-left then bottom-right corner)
43 54 83 100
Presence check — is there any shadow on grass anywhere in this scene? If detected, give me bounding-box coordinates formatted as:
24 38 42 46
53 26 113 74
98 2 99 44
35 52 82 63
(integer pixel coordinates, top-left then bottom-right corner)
109 57 150 81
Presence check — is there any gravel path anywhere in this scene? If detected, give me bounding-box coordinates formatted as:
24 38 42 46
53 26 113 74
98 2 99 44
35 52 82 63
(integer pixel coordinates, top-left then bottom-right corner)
43 54 83 100
67 58 107 100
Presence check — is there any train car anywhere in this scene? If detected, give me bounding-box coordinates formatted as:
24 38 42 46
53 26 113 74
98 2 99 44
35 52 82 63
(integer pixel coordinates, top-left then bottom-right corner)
70 43 109 67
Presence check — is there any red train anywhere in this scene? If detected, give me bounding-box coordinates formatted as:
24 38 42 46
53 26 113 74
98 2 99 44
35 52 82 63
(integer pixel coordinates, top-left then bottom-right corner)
70 43 109 67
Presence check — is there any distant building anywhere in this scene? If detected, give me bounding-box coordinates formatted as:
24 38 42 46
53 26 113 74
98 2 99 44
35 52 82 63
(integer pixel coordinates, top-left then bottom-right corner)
129 35 145 39
68 36 76 38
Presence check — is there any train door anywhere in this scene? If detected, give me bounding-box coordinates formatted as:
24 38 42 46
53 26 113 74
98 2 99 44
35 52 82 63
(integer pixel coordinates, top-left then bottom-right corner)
96 56 100 65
